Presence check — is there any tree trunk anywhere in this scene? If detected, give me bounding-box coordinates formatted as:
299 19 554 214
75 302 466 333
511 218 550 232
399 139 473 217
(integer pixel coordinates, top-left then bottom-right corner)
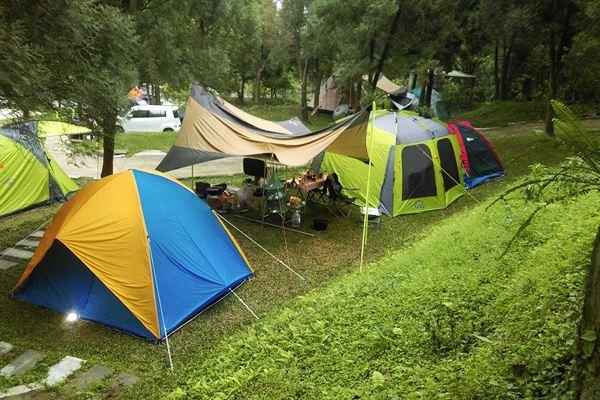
239 76 246 105
354 79 363 110
254 70 262 102
370 0 402 92
545 28 558 136
494 40 500 100
313 58 322 110
500 38 514 100
418 77 427 107
300 58 309 122
153 84 161 105
576 227 600 399
545 0 575 136
100 113 117 177
425 68 434 108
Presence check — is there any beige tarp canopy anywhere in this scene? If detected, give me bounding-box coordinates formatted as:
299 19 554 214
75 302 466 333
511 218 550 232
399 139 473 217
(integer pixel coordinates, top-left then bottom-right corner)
157 85 370 171
362 74 406 95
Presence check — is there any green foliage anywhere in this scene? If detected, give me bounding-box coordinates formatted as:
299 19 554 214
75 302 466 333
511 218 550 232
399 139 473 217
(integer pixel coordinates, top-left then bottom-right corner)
492 102 600 255
169 189 599 399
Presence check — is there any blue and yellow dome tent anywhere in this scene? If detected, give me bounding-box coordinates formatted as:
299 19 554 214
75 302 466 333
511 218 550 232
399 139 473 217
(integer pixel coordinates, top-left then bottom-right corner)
12 169 253 341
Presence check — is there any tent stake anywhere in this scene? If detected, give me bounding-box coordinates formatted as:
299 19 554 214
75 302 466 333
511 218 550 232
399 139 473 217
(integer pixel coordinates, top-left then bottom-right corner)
229 288 259 320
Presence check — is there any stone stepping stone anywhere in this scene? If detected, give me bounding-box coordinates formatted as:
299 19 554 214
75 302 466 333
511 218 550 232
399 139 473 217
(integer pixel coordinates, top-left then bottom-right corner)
0 342 13 356
0 350 44 377
101 372 139 400
0 383 43 399
69 364 113 391
0 259 18 271
113 372 139 387
16 239 39 249
29 231 44 239
44 356 85 387
0 248 33 260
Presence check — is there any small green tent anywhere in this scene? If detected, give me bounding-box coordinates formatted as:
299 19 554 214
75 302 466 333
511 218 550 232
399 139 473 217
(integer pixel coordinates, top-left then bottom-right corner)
0 122 79 217
317 110 464 216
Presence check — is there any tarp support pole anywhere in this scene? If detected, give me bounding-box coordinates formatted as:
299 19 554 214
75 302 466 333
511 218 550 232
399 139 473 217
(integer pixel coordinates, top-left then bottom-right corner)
360 102 377 272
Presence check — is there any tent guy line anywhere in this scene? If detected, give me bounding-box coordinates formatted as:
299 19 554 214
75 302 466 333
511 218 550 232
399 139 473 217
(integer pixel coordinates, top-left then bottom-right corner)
215 213 307 282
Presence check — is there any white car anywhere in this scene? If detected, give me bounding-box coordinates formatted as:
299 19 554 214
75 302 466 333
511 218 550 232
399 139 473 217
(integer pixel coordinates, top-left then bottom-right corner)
118 105 181 133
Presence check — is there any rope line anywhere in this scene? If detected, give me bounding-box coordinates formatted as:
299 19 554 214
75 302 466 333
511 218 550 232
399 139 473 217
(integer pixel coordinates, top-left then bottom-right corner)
215 213 306 281
229 288 260 320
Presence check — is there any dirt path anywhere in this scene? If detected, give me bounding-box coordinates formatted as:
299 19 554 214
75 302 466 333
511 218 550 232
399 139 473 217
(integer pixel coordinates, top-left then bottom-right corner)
45 136 243 179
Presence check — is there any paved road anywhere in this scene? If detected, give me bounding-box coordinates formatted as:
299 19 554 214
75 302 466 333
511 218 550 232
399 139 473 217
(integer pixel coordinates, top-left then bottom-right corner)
45 136 243 179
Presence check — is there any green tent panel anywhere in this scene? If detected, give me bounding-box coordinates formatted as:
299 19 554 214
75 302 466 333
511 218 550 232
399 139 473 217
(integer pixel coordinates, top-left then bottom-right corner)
0 124 78 217
47 153 79 195
320 110 464 216
0 135 49 216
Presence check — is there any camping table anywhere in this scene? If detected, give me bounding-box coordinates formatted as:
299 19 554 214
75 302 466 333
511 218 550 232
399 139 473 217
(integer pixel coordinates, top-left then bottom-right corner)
294 174 328 203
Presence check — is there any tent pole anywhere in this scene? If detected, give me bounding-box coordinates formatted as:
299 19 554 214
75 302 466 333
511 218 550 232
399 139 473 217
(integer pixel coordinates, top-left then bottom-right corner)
276 163 291 267
148 238 174 371
191 164 194 189
360 102 377 272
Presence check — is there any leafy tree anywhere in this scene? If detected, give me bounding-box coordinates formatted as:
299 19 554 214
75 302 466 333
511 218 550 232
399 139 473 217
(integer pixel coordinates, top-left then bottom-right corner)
70 3 137 177
0 0 137 177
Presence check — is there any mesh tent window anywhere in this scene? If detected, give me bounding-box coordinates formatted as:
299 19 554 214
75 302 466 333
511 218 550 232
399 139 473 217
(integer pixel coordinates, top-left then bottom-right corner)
437 138 460 192
401 144 436 200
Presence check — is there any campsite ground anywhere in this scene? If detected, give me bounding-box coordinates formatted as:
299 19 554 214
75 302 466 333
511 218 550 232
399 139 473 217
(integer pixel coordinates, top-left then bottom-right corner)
0 113 598 398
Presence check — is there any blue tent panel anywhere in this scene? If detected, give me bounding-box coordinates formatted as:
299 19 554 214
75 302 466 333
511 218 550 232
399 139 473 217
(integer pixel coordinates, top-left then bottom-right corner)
13 240 154 339
133 170 253 337
465 172 505 189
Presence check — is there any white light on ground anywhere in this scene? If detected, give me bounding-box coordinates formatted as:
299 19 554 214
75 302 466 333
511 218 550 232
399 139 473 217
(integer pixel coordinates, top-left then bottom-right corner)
65 312 79 323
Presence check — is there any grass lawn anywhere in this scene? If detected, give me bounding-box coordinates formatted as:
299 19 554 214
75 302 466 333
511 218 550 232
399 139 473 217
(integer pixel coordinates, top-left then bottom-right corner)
0 121 586 398
115 132 177 156
456 100 598 128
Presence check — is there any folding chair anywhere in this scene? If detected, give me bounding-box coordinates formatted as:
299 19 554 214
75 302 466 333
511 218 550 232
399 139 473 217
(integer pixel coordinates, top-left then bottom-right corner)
324 173 358 217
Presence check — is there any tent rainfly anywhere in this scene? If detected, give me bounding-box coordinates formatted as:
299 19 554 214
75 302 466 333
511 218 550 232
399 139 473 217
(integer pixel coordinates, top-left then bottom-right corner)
12 169 253 341
448 121 504 188
156 85 370 172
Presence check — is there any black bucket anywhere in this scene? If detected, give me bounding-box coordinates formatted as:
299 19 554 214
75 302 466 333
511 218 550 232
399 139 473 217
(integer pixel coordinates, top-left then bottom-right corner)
312 218 328 231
